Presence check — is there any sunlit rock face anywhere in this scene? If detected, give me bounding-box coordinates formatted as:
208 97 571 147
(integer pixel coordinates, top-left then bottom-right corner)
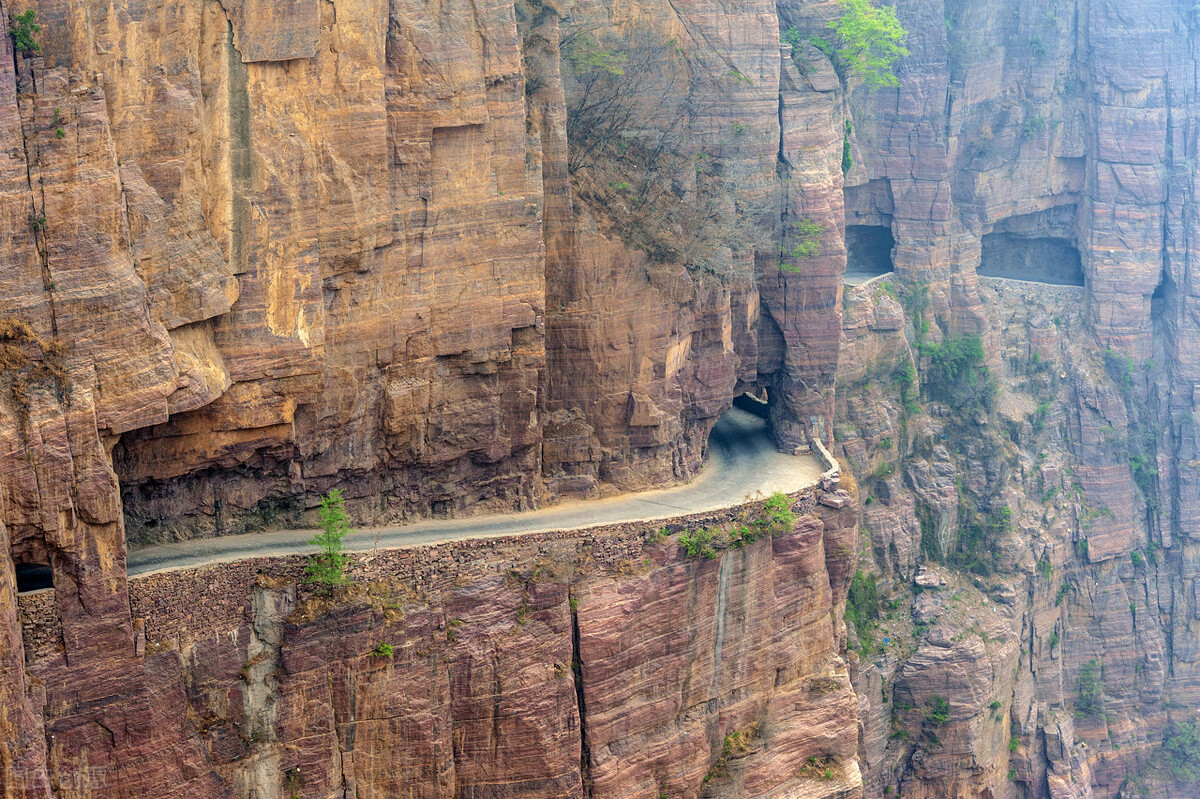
0 0 848 542
5 0 1200 795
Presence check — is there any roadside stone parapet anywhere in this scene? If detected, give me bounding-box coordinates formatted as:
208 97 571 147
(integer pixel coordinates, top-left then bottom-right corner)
812 438 841 488
16 589 59 664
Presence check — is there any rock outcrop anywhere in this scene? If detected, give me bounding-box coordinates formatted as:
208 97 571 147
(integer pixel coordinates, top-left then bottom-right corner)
7 0 1200 796
14 494 861 799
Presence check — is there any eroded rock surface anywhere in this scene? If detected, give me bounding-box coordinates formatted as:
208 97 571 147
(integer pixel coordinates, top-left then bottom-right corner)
7 0 1200 796
12 496 860 799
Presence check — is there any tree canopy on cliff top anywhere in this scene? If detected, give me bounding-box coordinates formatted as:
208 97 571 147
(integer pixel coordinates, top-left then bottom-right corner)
806 0 909 89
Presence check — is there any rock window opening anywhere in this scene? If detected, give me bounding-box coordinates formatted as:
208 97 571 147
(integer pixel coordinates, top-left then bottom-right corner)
979 233 1084 286
732 391 770 420
845 225 895 282
14 562 53 593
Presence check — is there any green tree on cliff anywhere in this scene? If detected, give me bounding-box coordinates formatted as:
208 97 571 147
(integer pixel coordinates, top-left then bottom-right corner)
1075 658 1104 717
1164 721 1200 783
9 9 40 55
305 489 353 588
826 0 909 89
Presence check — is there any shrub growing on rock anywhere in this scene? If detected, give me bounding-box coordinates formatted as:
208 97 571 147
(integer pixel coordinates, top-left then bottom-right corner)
1076 658 1104 717
679 527 719 559
846 570 882 655
922 333 995 412
924 695 951 725
1164 720 1200 783
829 0 909 89
9 9 40 54
760 491 797 536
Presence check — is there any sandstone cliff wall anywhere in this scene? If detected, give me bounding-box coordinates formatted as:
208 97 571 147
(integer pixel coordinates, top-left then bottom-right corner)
827 1 1200 796
0 0 853 792
0 0 846 546
12 492 862 799
8 0 1200 796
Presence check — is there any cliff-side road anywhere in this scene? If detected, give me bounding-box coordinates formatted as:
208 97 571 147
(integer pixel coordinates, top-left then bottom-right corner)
126 407 827 576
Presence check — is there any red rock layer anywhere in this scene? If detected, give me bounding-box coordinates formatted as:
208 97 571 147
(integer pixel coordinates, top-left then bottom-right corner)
12 497 860 799
0 0 862 794
836 1 1200 793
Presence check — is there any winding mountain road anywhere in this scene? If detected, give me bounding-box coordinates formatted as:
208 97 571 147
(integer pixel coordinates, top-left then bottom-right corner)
126 407 827 577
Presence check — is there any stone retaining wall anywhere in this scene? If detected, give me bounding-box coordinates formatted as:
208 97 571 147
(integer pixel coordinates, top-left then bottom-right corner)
16 589 59 664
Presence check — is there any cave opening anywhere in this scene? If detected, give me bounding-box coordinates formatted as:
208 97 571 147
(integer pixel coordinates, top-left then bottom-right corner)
845 225 895 281
1152 272 1175 304
979 233 1084 286
14 562 53 593
732 390 770 420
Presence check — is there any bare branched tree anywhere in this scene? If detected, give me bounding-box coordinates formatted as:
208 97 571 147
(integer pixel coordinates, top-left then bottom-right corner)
561 23 774 281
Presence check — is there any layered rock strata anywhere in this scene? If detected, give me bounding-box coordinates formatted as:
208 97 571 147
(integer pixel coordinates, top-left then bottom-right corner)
14 494 862 799
0 0 859 794
829 0 1200 792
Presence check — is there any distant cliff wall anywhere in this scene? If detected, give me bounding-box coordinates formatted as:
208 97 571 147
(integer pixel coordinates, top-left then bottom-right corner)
830 1 1200 797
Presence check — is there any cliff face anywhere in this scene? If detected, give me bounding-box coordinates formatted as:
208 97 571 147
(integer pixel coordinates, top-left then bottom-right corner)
0 0 851 789
6 0 1200 796
0 0 845 546
13 495 861 799
829 0 1200 797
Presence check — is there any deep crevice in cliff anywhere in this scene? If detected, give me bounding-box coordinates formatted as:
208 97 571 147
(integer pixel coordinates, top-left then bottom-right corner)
570 589 593 796
226 17 251 276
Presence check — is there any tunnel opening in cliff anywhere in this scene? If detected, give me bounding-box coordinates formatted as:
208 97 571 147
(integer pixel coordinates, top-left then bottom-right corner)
845 225 895 280
14 562 53 593
979 233 1085 286
732 391 770 420
1152 271 1175 306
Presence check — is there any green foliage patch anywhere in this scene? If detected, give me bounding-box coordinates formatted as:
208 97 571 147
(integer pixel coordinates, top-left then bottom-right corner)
782 217 824 270
922 333 995 412
949 505 1009 575
924 695 950 725
829 0 909 88
781 0 908 90
305 489 353 589
760 491 797 535
9 9 40 55
679 527 720 559
842 120 854 174
1164 721 1200 784
1076 658 1104 718
846 570 882 655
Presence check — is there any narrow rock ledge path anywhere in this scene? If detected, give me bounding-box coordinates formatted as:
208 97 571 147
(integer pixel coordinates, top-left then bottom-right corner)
126 407 827 576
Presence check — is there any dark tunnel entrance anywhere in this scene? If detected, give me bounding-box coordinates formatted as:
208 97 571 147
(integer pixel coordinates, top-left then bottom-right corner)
1152 272 1175 304
845 225 895 282
14 562 53 593
979 233 1084 286
732 391 770 420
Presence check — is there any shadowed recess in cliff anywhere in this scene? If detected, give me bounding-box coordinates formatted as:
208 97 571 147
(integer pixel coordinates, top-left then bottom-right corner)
14 562 53 593
979 234 1084 286
845 224 894 282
